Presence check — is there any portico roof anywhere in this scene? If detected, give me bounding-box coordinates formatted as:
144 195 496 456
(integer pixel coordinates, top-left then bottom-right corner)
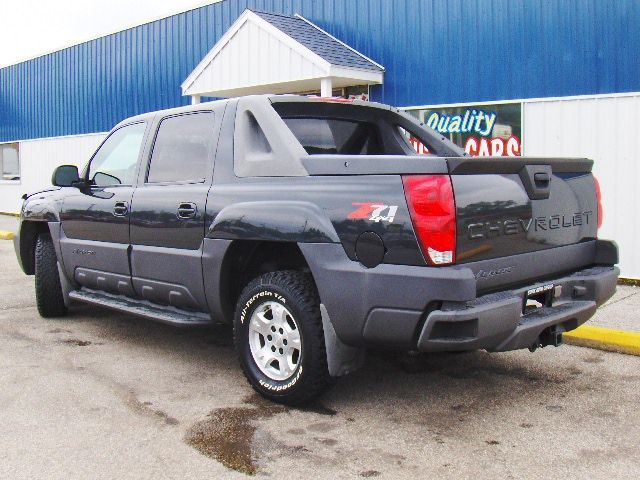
181 9 384 99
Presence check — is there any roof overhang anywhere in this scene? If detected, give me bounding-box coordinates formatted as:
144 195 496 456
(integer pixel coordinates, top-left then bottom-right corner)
181 9 384 98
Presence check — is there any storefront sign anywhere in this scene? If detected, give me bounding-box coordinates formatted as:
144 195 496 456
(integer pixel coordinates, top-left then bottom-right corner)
465 135 521 156
426 109 497 137
407 102 523 157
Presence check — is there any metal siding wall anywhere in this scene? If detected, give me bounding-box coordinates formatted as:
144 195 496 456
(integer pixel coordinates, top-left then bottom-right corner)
523 95 640 278
0 134 106 213
1 0 640 142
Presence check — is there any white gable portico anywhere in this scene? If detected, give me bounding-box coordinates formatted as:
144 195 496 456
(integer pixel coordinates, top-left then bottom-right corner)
181 9 384 102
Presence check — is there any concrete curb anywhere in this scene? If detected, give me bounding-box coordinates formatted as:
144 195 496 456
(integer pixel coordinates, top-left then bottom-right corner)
0 230 15 240
564 325 640 356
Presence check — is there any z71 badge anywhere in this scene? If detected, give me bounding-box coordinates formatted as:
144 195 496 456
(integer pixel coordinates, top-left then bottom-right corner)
348 202 398 223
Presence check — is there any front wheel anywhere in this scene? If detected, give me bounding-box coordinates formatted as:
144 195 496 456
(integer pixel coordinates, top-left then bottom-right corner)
34 233 68 318
234 271 333 405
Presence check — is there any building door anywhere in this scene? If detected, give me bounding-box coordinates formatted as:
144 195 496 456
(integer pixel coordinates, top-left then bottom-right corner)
129 110 220 312
59 122 148 296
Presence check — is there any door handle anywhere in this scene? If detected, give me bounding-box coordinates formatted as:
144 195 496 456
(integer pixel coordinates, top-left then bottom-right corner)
113 201 129 217
519 165 552 200
177 202 197 219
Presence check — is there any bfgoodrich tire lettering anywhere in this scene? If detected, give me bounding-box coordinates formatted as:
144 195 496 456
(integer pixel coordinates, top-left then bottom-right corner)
234 270 333 405
34 233 68 318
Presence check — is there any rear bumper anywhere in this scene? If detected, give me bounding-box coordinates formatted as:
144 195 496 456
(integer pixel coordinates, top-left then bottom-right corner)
299 240 619 352
417 265 618 352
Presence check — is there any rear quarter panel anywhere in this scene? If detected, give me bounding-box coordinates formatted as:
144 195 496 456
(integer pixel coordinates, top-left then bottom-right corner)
205 175 425 266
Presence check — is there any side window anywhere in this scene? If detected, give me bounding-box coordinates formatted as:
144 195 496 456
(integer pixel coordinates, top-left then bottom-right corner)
146 112 215 184
88 123 146 186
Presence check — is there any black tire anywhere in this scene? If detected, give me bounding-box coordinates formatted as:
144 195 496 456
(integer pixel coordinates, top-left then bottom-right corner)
234 270 333 406
34 233 68 318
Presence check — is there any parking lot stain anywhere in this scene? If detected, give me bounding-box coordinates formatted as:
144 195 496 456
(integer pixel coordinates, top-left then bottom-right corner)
300 403 337 416
545 405 564 412
583 355 604 364
121 390 179 426
185 395 288 475
359 470 381 477
291 445 310 453
313 437 338 446
307 421 335 433
60 338 92 347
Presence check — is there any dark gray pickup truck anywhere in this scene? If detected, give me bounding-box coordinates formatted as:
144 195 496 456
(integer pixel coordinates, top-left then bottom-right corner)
14 95 619 404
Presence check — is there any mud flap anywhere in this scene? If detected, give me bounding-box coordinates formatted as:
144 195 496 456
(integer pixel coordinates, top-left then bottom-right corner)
57 262 74 308
321 304 365 377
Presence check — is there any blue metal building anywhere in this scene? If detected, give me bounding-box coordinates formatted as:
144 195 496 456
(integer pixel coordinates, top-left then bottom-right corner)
1 0 639 142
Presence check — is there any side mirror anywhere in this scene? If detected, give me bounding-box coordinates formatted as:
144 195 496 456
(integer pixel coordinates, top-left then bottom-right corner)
52 165 82 187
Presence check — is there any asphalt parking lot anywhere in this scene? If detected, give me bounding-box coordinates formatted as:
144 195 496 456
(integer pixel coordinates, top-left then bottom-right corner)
1 217 639 479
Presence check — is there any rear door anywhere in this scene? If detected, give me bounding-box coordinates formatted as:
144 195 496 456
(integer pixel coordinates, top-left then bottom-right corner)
59 121 148 295
129 109 222 312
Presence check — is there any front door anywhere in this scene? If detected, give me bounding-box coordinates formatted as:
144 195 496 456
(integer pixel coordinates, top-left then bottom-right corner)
129 110 220 312
59 122 148 295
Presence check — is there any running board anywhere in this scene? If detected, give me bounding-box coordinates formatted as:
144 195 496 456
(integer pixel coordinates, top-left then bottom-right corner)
68 288 213 327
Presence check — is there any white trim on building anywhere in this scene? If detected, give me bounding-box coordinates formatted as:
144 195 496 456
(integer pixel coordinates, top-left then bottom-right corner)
181 9 384 100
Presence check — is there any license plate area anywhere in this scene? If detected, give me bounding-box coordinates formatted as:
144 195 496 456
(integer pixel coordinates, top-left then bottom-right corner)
523 284 554 315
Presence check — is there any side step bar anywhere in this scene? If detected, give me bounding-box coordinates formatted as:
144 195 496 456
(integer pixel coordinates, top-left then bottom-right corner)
68 288 213 327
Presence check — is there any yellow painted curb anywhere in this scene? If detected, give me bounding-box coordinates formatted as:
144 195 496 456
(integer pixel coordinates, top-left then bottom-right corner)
0 230 15 240
564 325 640 356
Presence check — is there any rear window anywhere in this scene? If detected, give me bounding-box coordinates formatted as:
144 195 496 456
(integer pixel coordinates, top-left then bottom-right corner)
272 101 452 157
283 118 384 155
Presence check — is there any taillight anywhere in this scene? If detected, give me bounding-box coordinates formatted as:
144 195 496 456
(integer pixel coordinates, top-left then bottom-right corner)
594 176 603 229
402 175 456 265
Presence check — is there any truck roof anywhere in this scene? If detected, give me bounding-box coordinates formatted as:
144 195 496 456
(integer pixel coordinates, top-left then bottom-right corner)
113 94 399 130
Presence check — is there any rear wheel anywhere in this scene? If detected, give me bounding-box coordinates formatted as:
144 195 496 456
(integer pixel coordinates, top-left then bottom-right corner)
234 270 333 405
34 233 68 318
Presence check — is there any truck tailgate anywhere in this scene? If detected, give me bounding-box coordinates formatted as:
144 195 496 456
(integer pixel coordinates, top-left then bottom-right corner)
449 157 598 264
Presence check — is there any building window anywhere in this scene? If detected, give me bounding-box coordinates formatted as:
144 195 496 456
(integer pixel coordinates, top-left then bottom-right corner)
0 143 20 181
405 102 522 157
